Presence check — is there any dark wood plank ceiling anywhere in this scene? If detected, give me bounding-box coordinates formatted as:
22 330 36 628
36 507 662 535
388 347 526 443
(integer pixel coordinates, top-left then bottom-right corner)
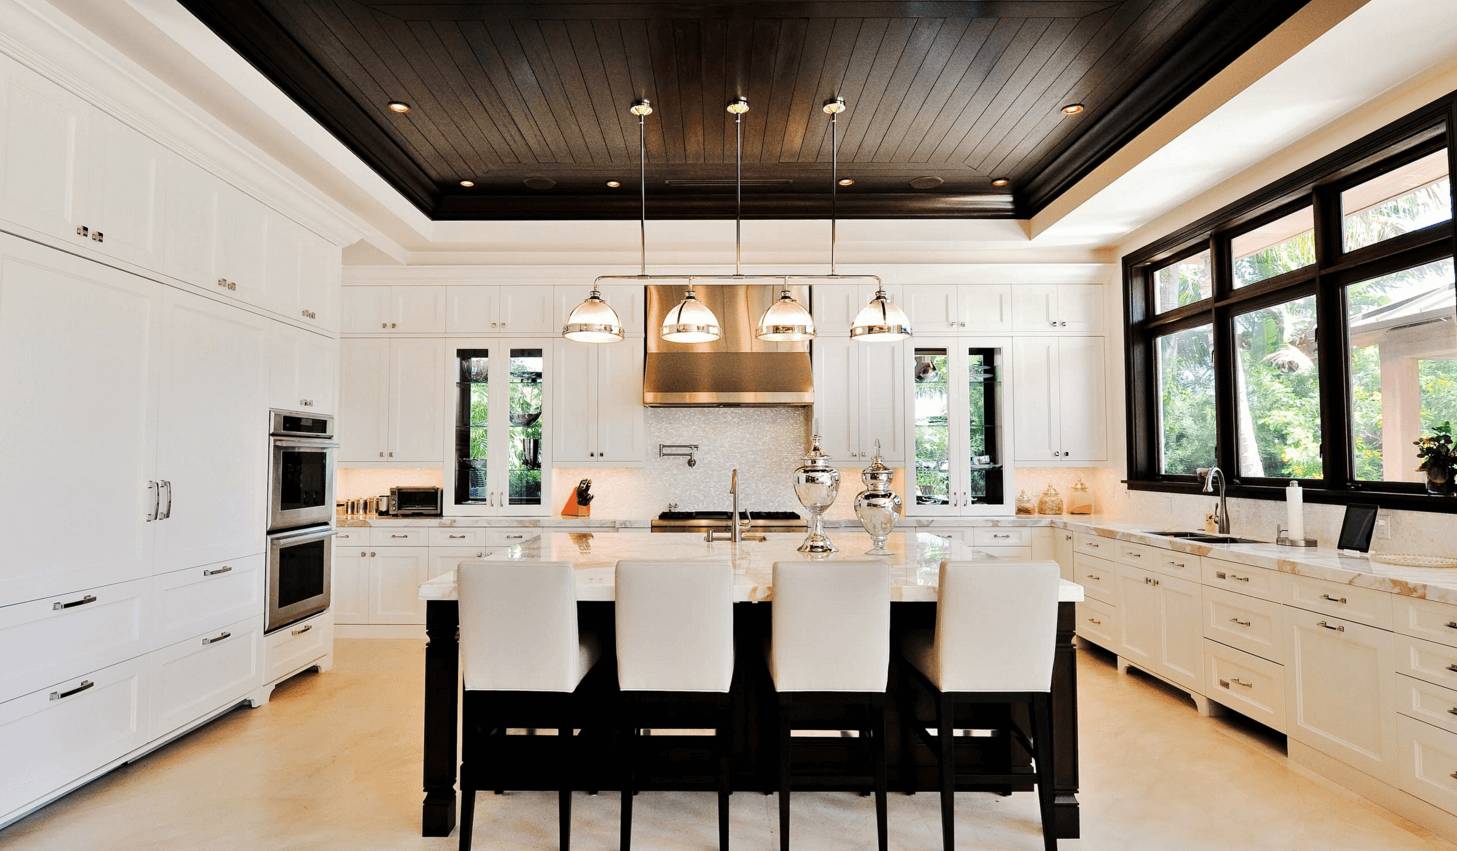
180 0 1308 220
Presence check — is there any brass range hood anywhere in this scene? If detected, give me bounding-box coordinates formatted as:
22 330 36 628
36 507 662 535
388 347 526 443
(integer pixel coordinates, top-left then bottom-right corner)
643 283 813 406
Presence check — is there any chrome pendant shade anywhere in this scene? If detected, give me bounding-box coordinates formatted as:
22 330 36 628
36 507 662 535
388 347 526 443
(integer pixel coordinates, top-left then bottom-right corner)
660 286 721 343
562 287 624 342
756 286 816 341
850 288 912 342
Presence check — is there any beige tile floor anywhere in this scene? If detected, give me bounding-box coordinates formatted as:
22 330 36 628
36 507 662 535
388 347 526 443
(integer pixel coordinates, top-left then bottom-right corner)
0 638 1450 850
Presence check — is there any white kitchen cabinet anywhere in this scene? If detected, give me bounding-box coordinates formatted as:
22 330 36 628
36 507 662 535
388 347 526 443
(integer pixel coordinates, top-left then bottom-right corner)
905 285 960 334
1011 285 1103 333
812 336 905 463
555 339 644 464
447 285 557 333
1054 529 1076 582
445 340 554 515
267 323 338 415
261 212 303 321
958 285 1012 332
498 285 556 332
213 184 269 309
158 151 219 291
84 110 162 271
1116 563 1202 691
338 337 442 462
331 548 370 625
809 283 902 335
447 285 500 333
0 576 151 704
152 556 265 649
1013 336 1106 463
295 230 338 333
264 610 332 683
0 235 160 604
1285 606 1396 781
0 655 150 821
1203 638 1286 732
1117 564 1162 672
154 289 268 574
369 547 429 624
1397 714 1457 816
904 338 1008 514
150 615 261 738
343 285 445 333
0 54 89 246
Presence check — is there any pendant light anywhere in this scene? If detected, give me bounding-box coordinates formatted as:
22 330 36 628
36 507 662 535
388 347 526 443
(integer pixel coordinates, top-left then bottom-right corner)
660 97 724 345
738 95 813 342
837 96 912 343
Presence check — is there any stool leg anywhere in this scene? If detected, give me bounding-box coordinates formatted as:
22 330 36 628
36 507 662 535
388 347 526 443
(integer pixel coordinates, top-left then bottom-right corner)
718 709 732 851
937 694 954 851
559 726 572 851
778 701 791 851
1031 693 1057 851
621 725 635 851
873 700 888 851
897 670 916 795
458 785 475 851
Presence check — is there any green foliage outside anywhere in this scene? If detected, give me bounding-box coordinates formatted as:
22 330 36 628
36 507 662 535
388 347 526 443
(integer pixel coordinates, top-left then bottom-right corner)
1157 326 1215 476
912 353 949 504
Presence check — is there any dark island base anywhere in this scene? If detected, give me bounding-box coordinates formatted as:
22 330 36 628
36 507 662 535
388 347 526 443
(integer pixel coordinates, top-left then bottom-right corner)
422 600 1080 839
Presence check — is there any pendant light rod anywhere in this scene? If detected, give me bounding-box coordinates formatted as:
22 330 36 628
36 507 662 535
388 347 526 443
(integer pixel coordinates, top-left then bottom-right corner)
630 98 652 276
823 96 846 276
727 96 749 276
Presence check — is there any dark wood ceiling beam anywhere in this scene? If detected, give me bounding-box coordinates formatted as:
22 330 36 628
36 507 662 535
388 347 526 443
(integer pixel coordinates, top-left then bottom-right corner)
370 3 1120 21
433 190 1015 219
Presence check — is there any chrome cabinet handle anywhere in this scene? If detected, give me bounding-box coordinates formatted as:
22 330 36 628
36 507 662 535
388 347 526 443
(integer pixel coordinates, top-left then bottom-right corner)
157 480 173 520
1087 541 1100 549
1085 573 1101 581
202 631 232 645
146 480 159 522
506 534 525 539
53 594 97 611
1321 594 1348 604
1316 620 1345 632
292 624 313 636
92 231 104 243
203 565 233 577
390 533 409 539
1127 551 1142 558
1229 677 1252 688
388 451 394 458
1448 663 1457 673
1230 617 1251 627
1168 560 1187 569
448 534 467 539
76 225 89 237
1446 621 1457 630
301 309 317 320
1087 617 1102 625
369 551 376 557
381 322 389 329
379 451 385 457
390 322 397 328
50 679 94 701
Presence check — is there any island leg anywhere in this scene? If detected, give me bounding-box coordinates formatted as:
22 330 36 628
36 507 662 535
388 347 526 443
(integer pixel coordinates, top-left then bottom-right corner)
1051 600 1080 839
422 599 460 837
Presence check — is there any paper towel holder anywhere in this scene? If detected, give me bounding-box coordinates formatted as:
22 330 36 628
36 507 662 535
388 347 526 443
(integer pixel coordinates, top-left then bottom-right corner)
1275 524 1319 548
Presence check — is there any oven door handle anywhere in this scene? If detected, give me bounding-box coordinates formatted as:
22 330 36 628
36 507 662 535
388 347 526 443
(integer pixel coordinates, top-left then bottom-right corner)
272 437 339 449
269 526 338 546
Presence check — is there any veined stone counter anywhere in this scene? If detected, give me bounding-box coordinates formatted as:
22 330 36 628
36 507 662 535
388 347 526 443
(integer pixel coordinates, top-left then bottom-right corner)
418 529 1084 604
336 513 647 529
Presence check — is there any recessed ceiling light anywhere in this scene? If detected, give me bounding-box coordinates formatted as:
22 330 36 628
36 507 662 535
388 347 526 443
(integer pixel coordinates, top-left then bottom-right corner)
838 177 854 187
606 180 622 188
387 101 410 114
458 179 475 188
524 176 556 191
991 177 1010 187
1061 103 1085 115
908 176 944 190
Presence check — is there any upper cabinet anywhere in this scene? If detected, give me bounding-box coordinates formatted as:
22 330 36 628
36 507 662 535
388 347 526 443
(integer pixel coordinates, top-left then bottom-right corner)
0 54 88 246
1011 285 1103 333
337 337 444 463
446 285 556 334
555 338 646 464
811 337 905 463
899 285 1014 333
342 285 445 333
1012 335 1108 464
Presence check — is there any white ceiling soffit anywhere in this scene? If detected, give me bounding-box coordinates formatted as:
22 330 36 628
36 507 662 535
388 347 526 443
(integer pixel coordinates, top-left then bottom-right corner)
1032 0 1457 248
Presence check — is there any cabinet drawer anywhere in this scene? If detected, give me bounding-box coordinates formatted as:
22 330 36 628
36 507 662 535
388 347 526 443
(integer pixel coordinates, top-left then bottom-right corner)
429 528 485 547
0 655 149 819
1395 633 1457 691
482 529 536 547
1074 533 1112 558
976 546 1032 560
1202 558 1284 603
0 577 150 703
1202 639 1285 733
265 611 332 684
1394 596 1457 649
331 528 366 546
369 527 427 546
1203 586 1285 664
1076 597 1119 651
1113 541 1161 570
1145 549 1200 581
1397 714 1457 816
151 615 261 737
1395 673 1457 737
153 556 263 648
1072 552 1118 605
1288 575 1392 629
972 527 1032 547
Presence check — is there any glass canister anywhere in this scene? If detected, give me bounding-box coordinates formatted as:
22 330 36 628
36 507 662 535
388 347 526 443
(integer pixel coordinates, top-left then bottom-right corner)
854 440 902 556
1037 484 1064 515
793 433 840 554
1068 477 1093 515
1015 490 1036 516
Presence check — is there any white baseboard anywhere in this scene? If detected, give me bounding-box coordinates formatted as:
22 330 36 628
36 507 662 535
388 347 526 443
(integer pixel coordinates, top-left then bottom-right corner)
1289 739 1457 844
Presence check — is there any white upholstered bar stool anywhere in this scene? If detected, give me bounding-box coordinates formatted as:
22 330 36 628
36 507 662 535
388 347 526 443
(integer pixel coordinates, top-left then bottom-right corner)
615 559 735 850
897 560 1061 851
456 560 603 851
767 560 891 851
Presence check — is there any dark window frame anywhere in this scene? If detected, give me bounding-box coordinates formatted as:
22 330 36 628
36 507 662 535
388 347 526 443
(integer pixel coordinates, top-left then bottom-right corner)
1123 91 1457 513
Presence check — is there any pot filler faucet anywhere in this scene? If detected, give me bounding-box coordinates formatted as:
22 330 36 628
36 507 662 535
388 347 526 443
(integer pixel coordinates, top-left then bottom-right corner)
1197 466 1230 534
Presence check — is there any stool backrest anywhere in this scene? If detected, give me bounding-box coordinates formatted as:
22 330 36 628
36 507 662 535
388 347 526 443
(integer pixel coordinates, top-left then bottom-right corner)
935 560 1060 693
615 560 735 693
770 560 890 693
458 560 582 692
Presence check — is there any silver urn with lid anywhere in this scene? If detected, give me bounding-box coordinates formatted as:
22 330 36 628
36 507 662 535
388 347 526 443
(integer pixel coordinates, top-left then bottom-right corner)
793 433 840 554
854 440 902 555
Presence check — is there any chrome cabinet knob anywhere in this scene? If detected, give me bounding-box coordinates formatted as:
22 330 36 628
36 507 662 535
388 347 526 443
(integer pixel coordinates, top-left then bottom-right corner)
91 231 104 243
381 322 388 329
76 225 89 237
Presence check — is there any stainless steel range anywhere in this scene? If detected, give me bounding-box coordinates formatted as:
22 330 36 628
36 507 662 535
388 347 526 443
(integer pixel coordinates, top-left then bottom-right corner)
650 510 807 533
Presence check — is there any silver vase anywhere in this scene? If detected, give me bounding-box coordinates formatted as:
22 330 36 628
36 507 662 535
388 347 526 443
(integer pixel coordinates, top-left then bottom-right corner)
854 441 901 555
793 434 840 554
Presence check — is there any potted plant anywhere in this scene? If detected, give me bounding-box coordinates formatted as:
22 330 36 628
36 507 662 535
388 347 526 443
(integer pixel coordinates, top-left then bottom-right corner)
1415 421 1456 496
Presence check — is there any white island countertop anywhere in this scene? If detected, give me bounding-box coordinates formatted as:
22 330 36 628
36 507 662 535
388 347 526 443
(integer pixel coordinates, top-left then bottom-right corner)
419 529 1085 604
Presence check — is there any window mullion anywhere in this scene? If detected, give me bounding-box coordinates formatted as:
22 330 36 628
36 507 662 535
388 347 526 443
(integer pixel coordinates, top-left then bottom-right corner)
1315 272 1351 486
1212 303 1238 480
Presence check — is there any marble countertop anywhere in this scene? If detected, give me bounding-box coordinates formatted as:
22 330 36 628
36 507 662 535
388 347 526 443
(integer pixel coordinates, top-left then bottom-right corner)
338 514 647 529
418 529 1085 604
1058 518 1457 606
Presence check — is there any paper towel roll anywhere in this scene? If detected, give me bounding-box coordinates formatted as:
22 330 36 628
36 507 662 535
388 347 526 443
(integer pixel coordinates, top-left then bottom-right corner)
1286 481 1304 542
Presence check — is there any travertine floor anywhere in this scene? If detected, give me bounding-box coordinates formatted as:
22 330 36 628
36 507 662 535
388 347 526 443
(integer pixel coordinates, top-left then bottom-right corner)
0 639 1449 850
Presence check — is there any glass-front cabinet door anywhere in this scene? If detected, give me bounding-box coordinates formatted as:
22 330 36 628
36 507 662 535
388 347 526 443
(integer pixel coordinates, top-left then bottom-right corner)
907 338 1009 515
448 340 552 514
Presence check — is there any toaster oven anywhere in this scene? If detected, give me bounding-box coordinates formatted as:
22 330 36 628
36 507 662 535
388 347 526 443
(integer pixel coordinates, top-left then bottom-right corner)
390 486 443 516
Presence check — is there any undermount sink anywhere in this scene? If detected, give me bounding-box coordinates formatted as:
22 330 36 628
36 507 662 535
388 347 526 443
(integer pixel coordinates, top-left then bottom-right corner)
1140 531 1263 545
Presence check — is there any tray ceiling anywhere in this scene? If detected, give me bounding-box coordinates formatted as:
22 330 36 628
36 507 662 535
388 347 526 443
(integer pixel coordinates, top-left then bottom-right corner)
180 0 1308 220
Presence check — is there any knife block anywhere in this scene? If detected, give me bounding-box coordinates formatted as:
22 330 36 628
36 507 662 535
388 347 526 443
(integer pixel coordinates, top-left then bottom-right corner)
560 491 591 517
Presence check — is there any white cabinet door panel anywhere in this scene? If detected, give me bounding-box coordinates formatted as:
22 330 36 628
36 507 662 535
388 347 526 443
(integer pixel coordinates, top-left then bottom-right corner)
1058 286 1103 333
1012 337 1059 462
1116 564 1161 671
261 212 303 319
597 284 645 335
596 340 645 462
1286 607 1396 781
264 611 332 682
1057 336 1107 461
338 338 389 461
296 232 337 332
811 337 857 462
389 339 444 463
858 341 904 462
369 548 428 624
331 550 370 625
0 236 159 604
447 285 500 333
86 111 161 270
342 286 392 332
1158 574 1203 691
150 615 261 738
296 331 338 415
958 285 1011 332
0 56 87 243
1011 285 1057 331
155 290 267 573
554 340 598 463
905 285 959 334
0 576 150 704
153 556 265 649
213 188 268 308
158 151 219 290
393 286 445 333
499 285 555 333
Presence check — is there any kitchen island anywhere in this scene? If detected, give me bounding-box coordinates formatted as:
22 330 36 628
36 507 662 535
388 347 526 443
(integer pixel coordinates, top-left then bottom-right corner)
416 530 1086 839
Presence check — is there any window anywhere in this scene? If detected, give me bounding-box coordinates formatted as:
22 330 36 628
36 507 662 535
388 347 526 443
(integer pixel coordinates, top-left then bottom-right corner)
1153 249 1211 313
1234 295 1321 479
1342 148 1451 252
455 350 490 504
1346 257 1457 482
1156 325 1215 476
912 348 950 505
1124 95 1457 512
1232 207 1315 288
